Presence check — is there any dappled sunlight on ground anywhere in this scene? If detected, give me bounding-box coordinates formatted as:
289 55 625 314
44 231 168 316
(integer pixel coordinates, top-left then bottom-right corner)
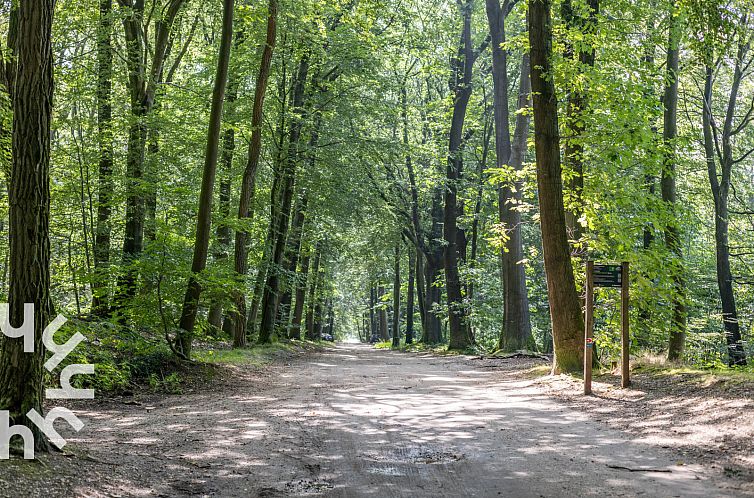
1 344 748 497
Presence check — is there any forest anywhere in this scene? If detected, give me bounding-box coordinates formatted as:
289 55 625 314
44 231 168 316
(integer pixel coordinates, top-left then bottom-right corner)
1 0 754 495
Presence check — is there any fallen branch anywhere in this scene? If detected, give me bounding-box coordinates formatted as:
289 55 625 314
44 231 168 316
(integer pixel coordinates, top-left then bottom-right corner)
606 464 672 473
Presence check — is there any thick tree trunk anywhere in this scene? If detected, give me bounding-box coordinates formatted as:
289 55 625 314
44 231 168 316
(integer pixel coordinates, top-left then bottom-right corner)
176 0 235 359
258 55 310 344
0 0 55 451
529 0 584 373
230 0 277 346
92 0 114 315
663 10 687 361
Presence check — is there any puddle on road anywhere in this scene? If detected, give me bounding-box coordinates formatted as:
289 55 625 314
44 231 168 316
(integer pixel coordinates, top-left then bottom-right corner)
367 465 406 476
284 478 334 495
364 444 464 466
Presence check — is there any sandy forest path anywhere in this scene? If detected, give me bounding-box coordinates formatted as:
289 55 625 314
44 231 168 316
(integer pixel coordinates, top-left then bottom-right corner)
2 344 750 497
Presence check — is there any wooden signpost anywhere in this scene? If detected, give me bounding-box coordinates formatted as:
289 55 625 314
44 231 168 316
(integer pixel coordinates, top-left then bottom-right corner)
584 261 630 395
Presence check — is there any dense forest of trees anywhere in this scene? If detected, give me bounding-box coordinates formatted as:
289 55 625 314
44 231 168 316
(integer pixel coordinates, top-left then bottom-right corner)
1 0 754 445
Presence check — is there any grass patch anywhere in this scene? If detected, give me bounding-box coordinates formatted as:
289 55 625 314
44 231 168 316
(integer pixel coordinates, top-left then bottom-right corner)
632 362 754 386
196 342 294 367
374 340 480 356
196 339 328 367
521 364 552 379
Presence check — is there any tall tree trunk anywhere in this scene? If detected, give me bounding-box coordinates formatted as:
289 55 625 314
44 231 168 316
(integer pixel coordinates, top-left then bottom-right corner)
638 29 656 342
116 0 188 309
702 33 749 366
247 167 282 340
415 248 426 338
258 54 310 344
0 0 55 450
392 245 401 347
289 244 311 340
561 0 598 244
0 5 17 180
423 188 444 345
529 0 584 373
92 0 114 315
499 55 534 351
378 285 389 341
445 0 478 350
208 63 241 332
230 0 278 346
369 284 377 340
305 245 322 340
277 192 308 332
406 247 415 344
176 0 235 359
485 0 533 351
663 8 687 361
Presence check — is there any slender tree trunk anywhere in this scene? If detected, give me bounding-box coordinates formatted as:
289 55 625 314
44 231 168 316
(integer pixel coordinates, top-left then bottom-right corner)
277 193 308 332
208 65 241 331
176 0 235 358
415 248 426 339
529 0 584 373
0 6 17 182
445 0 478 350
230 0 277 346
247 170 281 339
369 285 377 340
378 285 389 341
423 255 443 343
258 55 309 344
406 247 415 344
92 0 114 315
485 0 533 351
115 0 187 310
0 0 55 450
289 245 311 340
499 55 534 351
663 9 687 361
702 44 748 366
561 0 598 243
312 264 326 338
392 245 401 347
305 245 322 340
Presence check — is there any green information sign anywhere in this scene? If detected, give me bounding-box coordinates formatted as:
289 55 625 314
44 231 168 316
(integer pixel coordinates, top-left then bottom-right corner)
593 264 622 288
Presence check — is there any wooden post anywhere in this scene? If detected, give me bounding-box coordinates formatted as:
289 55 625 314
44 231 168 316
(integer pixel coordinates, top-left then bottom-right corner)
621 261 630 388
584 261 594 395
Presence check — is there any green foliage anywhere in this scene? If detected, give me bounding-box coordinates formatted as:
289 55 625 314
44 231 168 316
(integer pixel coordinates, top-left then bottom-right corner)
0 0 752 378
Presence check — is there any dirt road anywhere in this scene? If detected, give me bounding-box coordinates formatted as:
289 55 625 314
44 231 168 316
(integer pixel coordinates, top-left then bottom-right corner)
2 344 749 497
